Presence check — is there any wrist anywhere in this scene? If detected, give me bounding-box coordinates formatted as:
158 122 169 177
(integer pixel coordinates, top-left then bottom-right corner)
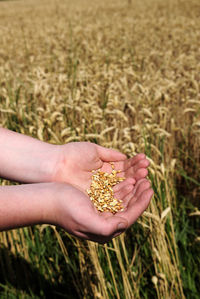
0 128 61 183
50 144 71 183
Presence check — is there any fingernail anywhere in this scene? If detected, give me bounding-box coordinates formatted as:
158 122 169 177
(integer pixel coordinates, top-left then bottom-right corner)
117 223 127 230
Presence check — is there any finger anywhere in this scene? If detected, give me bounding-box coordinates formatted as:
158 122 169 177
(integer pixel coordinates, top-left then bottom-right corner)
133 179 151 198
123 154 147 170
74 230 110 244
124 168 148 180
114 184 134 201
79 212 128 240
119 178 149 207
132 159 150 171
121 188 154 226
131 178 150 196
96 145 126 162
113 177 135 192
112 159 132 173
120 191 135 208
131 153 147 166
114 154 147 172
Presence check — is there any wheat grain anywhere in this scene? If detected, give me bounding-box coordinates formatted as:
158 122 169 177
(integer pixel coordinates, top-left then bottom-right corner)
87 163 125 214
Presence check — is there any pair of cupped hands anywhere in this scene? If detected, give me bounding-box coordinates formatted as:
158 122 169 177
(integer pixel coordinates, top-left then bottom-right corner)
0 129 153 244
48 142 153 243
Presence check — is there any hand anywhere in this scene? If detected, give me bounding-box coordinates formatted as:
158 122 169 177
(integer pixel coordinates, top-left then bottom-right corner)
0 179 153 243
114 178 154 236
0 129 149 192
52 142 150 191
52 179 153 244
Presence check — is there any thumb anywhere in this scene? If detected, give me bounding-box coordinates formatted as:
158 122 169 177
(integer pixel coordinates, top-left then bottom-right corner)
96 145 127 162
104 215 128 236
84 213 128 237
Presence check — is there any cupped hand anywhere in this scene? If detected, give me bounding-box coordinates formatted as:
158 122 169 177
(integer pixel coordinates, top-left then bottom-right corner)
51 178 153 244
112 178 154 238
52 142 150 191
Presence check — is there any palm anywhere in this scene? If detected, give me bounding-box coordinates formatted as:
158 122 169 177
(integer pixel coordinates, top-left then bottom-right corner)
55 142 150 191
56 178 153 243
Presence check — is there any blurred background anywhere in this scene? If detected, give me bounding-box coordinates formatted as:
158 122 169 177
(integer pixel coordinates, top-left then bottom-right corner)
0 0 199 298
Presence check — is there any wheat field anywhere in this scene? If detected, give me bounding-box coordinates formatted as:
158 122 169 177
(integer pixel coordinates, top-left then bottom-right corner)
0 0 200 298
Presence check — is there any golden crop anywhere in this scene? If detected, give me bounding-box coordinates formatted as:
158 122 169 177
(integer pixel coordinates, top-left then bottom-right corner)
0 0 199 298
87 163 125 213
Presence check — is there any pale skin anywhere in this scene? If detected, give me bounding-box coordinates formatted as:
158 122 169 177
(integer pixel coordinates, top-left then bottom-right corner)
0 128 153 243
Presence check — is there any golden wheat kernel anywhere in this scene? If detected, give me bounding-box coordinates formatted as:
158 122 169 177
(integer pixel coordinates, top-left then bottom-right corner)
87 164 125 214
110 162 114 168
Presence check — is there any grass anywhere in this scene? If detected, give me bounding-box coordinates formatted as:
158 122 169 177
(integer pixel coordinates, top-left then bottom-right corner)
0 0 200 298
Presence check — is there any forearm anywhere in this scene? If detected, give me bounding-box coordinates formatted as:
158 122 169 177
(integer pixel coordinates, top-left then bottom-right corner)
0 128 59 183
0 183 55 231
